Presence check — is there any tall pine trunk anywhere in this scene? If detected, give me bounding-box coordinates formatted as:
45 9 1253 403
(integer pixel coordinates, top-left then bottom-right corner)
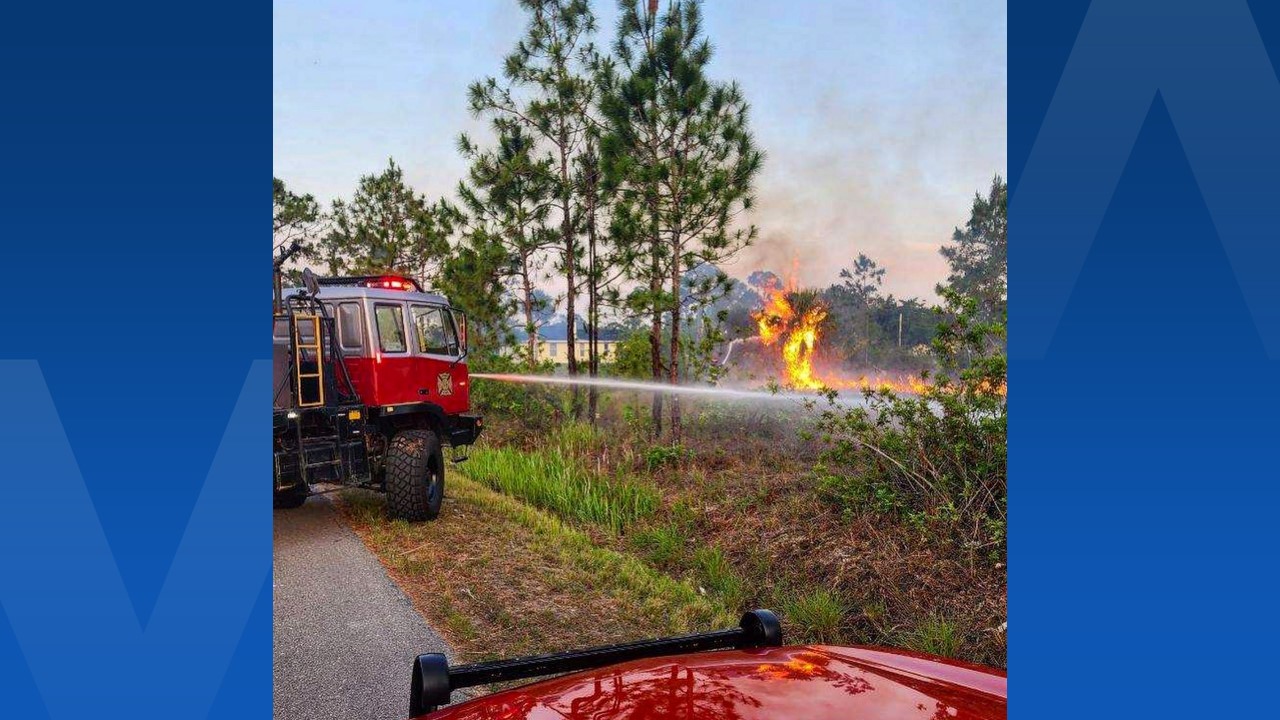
560 135 576 375
649 227 664 438
521 250 537 368
585 174 599 423
668 232 682 444
559 131 581 417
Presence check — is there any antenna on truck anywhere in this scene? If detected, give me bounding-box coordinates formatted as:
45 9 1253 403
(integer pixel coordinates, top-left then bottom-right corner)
272 240 304 313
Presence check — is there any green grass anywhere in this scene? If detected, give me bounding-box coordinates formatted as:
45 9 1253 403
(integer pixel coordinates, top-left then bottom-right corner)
907 614 962 658
781 589 845 644
464 444 659 534
339 474 735 657
445 472 735 635
693 546 747 610
551 421 599 456
631 523 688 568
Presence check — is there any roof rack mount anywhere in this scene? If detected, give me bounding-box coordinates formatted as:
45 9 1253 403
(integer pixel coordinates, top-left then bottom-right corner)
409 609 782 716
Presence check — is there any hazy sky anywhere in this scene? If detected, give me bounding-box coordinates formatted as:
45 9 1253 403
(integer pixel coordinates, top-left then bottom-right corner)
274 0 1006 299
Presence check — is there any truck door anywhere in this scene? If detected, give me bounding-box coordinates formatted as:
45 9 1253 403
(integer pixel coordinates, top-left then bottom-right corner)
330 301 372 402
409 304 468 414
367 301 414 406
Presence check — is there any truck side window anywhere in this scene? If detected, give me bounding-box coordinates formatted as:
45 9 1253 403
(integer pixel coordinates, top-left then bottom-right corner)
412 305 457 356
374 304 406 353
337 302 363 352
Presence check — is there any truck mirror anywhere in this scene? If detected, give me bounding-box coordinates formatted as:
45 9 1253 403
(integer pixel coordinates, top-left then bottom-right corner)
448 310 469 368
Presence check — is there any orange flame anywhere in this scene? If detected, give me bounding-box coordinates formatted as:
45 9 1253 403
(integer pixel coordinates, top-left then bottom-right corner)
754 279 826 390
752 281 824 392
752 278 933 395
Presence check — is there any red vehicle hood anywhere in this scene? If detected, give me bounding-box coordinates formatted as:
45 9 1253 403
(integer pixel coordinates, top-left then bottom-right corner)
421 644 1006 720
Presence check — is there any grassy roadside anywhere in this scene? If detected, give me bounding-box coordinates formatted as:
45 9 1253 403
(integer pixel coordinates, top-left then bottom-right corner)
338 406 1005 669
336 470 735 663
465 416 1007 668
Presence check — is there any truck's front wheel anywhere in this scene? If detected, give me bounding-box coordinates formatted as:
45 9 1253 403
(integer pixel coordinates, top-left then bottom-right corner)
385 430 444 521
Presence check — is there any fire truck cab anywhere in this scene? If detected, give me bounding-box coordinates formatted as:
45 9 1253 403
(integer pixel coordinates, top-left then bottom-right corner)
272 272 482 521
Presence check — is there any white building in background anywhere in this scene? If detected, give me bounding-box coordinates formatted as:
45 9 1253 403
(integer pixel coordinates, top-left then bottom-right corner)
534 339 619 365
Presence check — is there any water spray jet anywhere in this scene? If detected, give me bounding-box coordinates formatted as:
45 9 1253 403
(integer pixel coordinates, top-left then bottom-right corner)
469 373 869 407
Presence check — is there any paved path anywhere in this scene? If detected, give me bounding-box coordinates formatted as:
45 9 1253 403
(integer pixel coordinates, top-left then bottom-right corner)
274 495 458 720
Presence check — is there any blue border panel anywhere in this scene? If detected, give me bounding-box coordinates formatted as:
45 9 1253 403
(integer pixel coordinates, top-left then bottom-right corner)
0 2 269 718
1011 1 1280 717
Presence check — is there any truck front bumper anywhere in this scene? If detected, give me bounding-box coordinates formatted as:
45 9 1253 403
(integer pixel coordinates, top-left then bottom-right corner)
446 414 483 447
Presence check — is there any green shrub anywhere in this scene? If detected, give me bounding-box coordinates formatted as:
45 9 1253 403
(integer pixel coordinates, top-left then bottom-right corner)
644 444 693 471
607 331 653 380
692 546 746 609
781 589 845 644
814 288 1006 554
467 353 561 428
907 615 962 658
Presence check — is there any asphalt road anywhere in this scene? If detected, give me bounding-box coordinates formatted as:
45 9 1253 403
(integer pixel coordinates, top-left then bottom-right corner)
273 494 459 720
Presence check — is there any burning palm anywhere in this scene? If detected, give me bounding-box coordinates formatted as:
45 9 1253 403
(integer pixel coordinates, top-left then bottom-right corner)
755 287 829 390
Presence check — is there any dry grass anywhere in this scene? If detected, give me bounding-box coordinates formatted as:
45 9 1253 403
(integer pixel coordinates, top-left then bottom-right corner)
338 395 1006 669
486 400 1008 668
335 470 735 662
651 428 1008 667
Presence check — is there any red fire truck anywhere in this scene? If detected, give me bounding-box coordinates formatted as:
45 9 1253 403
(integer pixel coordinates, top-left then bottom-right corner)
272 268 482 521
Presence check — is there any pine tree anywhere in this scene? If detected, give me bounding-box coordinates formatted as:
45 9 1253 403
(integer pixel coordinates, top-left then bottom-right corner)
440 230 512 356
838 253 885 367
575 125 632 420
942 175 1007 324
320 159 454 285
600 0 762 442
272 178 324 256
457 125 559 366
468 0 600 381
577 129 608 417
272 178 328 287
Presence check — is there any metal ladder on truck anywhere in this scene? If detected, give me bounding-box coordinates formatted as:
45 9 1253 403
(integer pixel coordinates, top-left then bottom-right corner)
274 293 370 488
292 312 326 407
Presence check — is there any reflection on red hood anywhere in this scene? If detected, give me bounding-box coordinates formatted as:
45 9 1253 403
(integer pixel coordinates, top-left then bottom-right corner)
421 645 1006 720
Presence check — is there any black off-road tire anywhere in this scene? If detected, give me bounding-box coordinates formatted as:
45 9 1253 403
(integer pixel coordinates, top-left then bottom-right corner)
385 430 444 521
273 483 308 509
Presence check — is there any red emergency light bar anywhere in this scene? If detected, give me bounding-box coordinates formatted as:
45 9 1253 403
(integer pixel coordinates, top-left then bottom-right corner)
368 276 416 291
315 275 424 292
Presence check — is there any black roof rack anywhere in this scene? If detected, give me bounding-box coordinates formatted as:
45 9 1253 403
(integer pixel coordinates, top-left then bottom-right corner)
409 609 782 716
314 275 425 292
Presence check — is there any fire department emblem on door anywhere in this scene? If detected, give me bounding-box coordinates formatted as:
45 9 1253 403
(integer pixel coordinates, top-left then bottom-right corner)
437 372 453 396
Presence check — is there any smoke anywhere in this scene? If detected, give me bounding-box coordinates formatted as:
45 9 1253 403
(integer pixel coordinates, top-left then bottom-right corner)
274 0 1006 303
711 4 1008 301
727 94 1005 300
